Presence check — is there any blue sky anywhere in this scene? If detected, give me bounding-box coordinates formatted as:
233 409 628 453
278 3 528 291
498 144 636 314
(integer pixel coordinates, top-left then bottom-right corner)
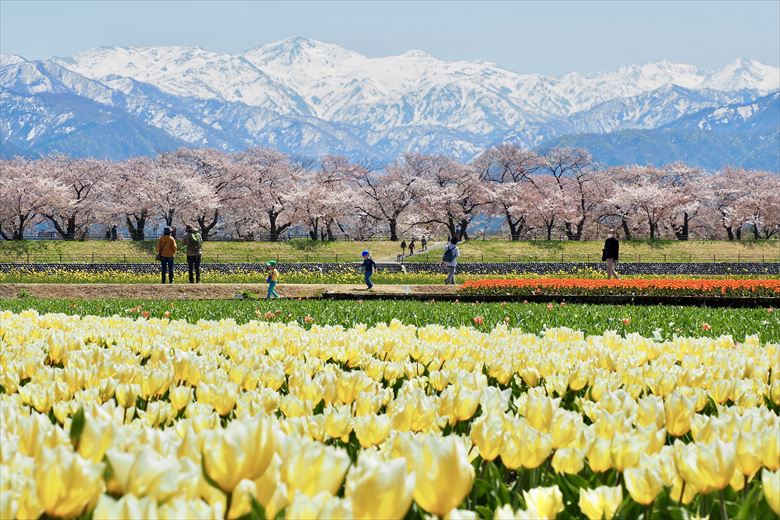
1 0 778 75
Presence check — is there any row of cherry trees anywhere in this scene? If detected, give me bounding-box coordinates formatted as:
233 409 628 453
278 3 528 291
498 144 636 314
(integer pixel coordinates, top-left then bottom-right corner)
1 146 778 241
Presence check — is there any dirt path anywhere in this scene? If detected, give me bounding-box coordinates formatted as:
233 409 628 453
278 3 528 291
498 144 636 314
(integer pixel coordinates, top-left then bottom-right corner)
375 241 447 263
0 283 459 300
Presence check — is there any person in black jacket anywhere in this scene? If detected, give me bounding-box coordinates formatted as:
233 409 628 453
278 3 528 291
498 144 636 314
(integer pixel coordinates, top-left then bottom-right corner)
602 229 620 279
361 250 377 289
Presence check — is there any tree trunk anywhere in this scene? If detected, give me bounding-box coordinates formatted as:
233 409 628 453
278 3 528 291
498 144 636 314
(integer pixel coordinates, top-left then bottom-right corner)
268 211 291 241
674 212 690 240
458 220 469 241
725 226 734 241
388 219 398 241
736 227 742 240
621 218 632 241
545 222 554 240
125 212 147 241
649 221 656 240
197 210 220 241
752 223 759 240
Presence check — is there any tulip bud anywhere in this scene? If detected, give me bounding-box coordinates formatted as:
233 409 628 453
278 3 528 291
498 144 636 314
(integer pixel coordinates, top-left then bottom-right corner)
346 457 415 520
762 468 780 516
578 486 622 520
412 436 474 517
624 465 664 505
34 445 105 518
522 485 564 520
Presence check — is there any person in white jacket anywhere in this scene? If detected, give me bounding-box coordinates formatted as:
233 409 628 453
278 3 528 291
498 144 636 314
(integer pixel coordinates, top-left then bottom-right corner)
442 237 460 284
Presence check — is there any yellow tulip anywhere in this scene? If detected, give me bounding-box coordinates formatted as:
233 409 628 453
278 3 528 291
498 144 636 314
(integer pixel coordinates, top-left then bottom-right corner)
552 447 585 475
169 386 193 411
578 485 622 520
281 441 350 497
92 493 159 520
522 390 558 432
470 414 505 461
624 465 663 505
762 468 780 516
353 415 391 448
501 420 552 470
77 415 114 463
522 485 564 520
346 457 415 520
550 409 582 449
413 436 475 517
665 392 697 437
115 383 138 408
587 438 613 473
735 431 763 477
201 419 276 493
762 426 780 471
34 445 104 519
157 497 219 520
105 448 180 501
285 491 352 520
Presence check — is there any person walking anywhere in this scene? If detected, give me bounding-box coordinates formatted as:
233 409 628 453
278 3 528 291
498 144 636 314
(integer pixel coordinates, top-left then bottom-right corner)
421 236 427 251
400 240 407 258
183 225 203 284
266 260 280 299
156 226 177 284
602 229 620 279
442 237 460 285
408 239 416 256
361 250 377 290
110 224 118 241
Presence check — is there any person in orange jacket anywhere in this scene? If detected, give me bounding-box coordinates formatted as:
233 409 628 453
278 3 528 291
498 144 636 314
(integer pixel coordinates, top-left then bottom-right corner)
156 226 177 284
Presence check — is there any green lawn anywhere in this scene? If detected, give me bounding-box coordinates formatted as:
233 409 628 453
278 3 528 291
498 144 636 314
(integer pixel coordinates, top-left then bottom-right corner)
406 238 780 263
0 239 401 263
2 298 777 341
1 238 778 263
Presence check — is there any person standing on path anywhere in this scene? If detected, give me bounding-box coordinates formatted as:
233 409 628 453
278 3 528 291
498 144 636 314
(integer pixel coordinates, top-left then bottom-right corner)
408 239 416 256
602 229 620 279
421 236 427 251
442 237 460 285
156 226 177 284
361 250 377 290
400 240 407 258
183 225 203 283
265 261 280 299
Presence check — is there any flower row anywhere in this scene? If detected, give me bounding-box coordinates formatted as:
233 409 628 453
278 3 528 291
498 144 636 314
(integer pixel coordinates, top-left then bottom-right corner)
0 311 779 519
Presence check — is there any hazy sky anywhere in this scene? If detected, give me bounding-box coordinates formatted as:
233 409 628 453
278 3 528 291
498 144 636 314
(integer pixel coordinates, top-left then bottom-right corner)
2 0 778 75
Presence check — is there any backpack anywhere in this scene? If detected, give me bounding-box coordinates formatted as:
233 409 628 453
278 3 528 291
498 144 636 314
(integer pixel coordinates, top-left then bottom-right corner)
191 232 202 248
442 246 455 263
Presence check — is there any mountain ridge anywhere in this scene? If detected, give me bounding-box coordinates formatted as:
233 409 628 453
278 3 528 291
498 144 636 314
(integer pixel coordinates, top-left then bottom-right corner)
1 39 779 168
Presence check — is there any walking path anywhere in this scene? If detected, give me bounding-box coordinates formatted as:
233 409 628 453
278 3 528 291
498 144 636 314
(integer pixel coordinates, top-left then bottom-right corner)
375 241 447 263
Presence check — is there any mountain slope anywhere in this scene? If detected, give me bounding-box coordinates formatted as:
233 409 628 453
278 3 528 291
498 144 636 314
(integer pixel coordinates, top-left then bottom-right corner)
540 92 780 170
2 39 779 167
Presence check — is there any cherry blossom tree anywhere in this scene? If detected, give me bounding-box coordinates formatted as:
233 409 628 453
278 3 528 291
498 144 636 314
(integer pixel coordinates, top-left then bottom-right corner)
38 156 109 240
537 148 598 240
164 149 249 240
238 148 304 241
0 159 68 240
351 156 419 241
473 145 541 240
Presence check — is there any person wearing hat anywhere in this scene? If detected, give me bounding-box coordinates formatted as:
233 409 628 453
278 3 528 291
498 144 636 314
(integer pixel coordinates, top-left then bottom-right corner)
265 260 280 299
156 226 177 284
183 224 203 283
361 250 377 290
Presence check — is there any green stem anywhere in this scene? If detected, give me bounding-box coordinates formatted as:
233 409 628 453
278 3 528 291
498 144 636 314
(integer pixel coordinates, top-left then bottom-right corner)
678 481 686 506
224 490 233 520
645 500 654 520
719 490 728 520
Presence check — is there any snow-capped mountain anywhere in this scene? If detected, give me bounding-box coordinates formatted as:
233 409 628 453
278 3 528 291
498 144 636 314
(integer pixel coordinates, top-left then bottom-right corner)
2 38 779 168
542 92 780 171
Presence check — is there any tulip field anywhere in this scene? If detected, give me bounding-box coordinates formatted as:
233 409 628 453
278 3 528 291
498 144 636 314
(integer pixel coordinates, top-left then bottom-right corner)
1 297 779 520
